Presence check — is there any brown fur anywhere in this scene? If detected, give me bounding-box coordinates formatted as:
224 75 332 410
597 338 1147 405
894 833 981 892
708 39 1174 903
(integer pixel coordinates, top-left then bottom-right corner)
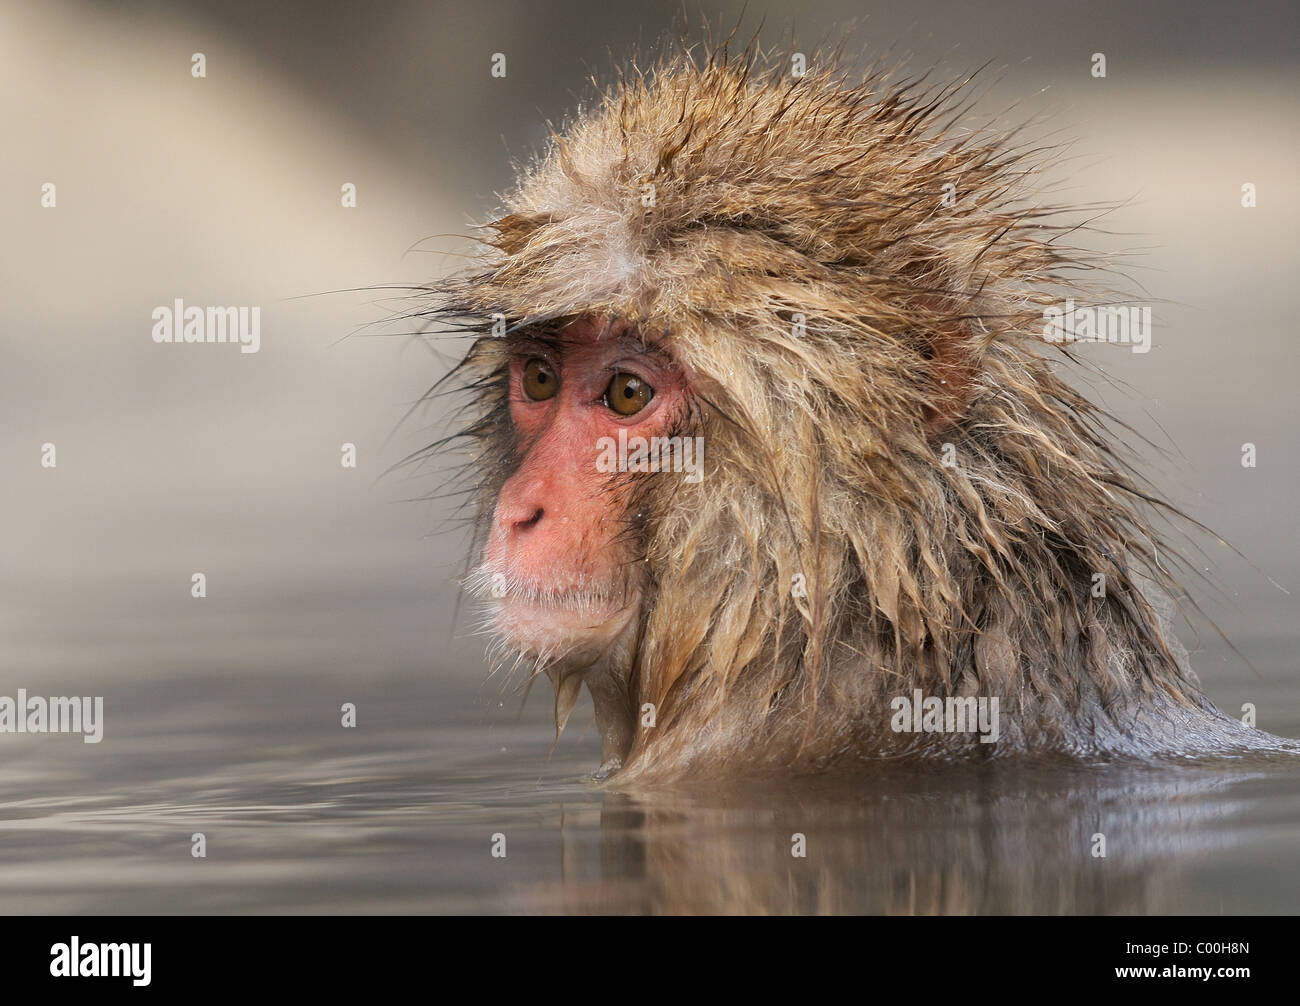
422 41 1294 781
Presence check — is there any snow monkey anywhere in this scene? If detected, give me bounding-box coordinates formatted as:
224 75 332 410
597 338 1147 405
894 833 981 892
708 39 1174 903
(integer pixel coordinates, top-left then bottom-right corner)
421 42 1297 782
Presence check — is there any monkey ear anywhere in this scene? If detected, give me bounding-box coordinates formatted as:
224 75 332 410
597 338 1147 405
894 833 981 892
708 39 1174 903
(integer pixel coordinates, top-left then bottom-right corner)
919 305 980 435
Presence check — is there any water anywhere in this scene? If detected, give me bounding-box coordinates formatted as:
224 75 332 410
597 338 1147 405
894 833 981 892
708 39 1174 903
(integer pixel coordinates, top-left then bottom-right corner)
2 656 1297 915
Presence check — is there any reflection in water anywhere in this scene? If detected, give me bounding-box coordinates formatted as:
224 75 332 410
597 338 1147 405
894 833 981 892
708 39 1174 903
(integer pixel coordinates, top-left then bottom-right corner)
0 674 1296 915
517 759 1299 915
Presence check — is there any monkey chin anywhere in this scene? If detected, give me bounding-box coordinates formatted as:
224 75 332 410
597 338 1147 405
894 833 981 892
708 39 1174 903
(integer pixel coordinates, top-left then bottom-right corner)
489 592 637 667
495 595 640 782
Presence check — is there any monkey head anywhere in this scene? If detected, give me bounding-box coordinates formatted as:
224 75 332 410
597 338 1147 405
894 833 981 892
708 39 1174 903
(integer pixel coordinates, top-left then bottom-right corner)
426 46 1289 781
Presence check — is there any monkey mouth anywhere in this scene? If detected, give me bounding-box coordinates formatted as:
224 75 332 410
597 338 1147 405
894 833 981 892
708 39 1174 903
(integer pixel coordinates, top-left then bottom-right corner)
493 594 635 659
469 566 635 657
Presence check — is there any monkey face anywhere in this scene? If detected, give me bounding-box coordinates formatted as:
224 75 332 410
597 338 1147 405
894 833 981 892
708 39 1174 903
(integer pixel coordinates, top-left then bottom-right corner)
477 316 688 664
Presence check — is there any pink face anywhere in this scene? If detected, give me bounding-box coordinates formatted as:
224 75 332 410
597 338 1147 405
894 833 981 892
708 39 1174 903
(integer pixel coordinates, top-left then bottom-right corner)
481 317 688 658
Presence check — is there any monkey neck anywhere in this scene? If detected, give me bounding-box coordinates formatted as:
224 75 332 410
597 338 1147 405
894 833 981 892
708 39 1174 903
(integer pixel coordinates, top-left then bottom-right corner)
543 619 640 779
585 662 637 779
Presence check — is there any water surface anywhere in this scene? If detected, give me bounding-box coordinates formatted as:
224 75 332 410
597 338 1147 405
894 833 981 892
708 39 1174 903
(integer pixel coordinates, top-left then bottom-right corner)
2 655 1296 915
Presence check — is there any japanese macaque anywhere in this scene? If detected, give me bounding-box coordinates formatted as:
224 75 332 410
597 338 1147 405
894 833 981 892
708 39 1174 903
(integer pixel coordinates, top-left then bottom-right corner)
423 43 1297 782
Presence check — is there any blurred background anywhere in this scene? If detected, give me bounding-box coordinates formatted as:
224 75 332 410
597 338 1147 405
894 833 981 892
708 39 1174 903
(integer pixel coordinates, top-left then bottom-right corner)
0 0 1296 913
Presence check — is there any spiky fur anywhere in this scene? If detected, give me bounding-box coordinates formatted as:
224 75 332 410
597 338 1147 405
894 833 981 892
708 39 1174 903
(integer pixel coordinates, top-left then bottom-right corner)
423 42 1294 781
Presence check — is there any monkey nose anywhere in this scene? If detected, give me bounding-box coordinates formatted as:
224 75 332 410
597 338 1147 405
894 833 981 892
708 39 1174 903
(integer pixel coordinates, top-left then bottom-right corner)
497 505 544 534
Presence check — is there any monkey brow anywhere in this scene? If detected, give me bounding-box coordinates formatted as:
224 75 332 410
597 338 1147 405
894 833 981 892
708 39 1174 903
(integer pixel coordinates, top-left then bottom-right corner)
507 329 564 353
509 317 672 359
504 315 573 348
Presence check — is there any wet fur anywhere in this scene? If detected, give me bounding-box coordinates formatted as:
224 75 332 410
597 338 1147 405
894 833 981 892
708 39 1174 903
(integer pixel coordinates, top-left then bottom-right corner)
419 40 1298 781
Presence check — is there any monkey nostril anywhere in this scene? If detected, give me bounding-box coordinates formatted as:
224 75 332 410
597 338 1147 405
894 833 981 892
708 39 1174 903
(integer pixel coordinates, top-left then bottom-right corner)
515 507 544 530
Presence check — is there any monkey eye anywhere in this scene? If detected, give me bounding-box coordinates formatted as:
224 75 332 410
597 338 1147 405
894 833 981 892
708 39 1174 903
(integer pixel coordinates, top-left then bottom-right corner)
522 358 558 401
604 371 654 416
